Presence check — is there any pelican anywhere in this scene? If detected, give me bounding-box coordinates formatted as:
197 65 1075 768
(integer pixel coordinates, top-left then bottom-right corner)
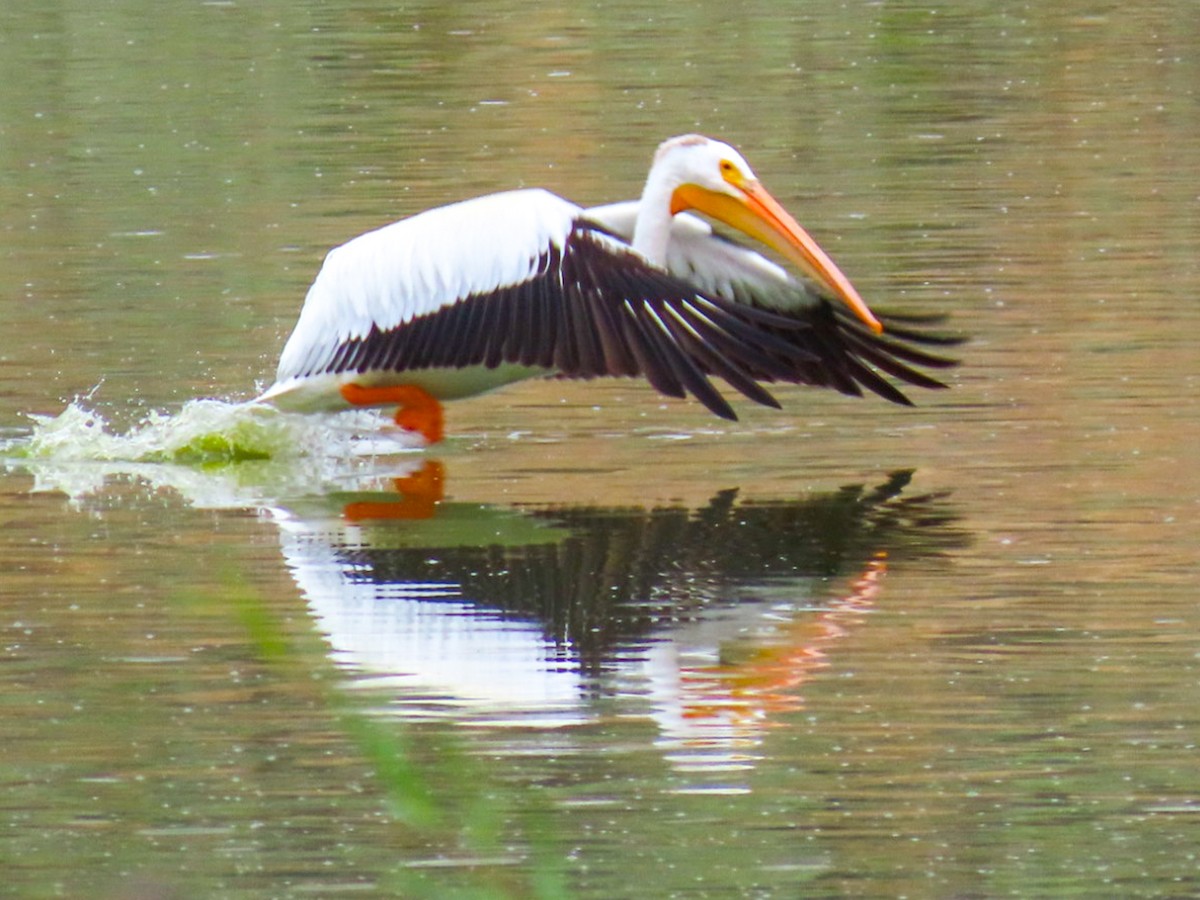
260 134 957 442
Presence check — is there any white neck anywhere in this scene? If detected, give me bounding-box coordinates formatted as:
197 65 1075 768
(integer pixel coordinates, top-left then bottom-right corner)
630 170 677 267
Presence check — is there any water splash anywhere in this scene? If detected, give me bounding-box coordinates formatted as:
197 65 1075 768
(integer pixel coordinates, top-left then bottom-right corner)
11 398 419 464
2 398 427 508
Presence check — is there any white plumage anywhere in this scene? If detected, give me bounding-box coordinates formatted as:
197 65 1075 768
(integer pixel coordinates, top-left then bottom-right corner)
274 190 575 380
260 135 957 442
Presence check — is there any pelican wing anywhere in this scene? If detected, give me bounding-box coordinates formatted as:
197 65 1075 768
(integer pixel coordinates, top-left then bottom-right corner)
274 189 825 421
586 200 961 404
275 189 578 382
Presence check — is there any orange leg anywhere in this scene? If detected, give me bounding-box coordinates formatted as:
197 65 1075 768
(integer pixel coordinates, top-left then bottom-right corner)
339 382 445 444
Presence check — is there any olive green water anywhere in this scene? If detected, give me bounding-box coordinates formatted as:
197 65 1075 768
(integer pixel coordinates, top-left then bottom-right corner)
2 2 1199 897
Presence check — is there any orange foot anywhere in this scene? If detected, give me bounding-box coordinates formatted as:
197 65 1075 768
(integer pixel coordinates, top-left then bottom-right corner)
339 382 445 444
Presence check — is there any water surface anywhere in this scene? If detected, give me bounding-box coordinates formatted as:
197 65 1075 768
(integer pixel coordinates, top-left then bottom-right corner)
2 2 1199 897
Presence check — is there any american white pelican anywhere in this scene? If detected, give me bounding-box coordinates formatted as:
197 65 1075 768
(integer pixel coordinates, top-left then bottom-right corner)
260 134 957 442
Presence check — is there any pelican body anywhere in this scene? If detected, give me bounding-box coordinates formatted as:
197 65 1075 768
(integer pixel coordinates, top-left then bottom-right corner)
260 135 956 442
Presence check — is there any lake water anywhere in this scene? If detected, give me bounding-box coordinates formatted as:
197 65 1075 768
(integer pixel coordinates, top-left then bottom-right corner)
2 2 1198 897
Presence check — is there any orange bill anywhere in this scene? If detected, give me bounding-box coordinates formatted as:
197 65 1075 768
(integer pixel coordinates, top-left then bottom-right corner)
673 179 884 334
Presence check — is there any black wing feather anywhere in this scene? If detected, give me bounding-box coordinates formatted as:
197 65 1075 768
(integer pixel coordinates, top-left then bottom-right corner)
305 218 962 415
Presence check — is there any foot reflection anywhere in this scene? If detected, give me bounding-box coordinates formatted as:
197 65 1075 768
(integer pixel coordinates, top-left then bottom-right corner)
272 466 961 773
341 460 446 521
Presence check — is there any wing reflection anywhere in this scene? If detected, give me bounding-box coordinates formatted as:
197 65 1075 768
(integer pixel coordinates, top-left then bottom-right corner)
12 438 961 774
273 464 962 772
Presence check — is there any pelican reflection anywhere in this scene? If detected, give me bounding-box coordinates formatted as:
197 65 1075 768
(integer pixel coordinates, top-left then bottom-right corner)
271 466 961 771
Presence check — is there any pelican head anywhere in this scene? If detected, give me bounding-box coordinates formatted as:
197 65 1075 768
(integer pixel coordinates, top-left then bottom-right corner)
648 134 883 334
